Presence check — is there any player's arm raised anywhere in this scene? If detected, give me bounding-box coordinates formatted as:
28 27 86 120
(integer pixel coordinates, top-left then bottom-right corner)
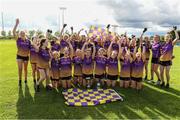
13 18 19 40
67 38 74 59
107 40 114 59
81 41 88 59
118 39 123 59
172 26 179 46
59 24 67 40
91 42 96 59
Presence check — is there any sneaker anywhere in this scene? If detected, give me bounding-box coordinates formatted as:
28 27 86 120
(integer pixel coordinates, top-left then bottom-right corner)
97 83 101 87
165 83 169 88
151 80 155 84
33 79 36 84
144 75 147 80
156 80 161 85
36 85 40 92
147 79 154 83
137 89 141 93
37 78 40 82
77 83 81 88
87 85 91 89
46 85 52 91
160 82 165 87
19 80 22 87
62 88 67 92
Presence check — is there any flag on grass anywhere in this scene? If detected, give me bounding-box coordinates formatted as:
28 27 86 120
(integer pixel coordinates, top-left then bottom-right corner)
62 88 123 106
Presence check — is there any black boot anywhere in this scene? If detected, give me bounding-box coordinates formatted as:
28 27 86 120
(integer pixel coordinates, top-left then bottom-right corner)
36 85 40 92
46 85 52 91
160 82 165 87
19 80 22 87
144 75 147 80
165 83 169 88
24 80 27 84
33 79 36 84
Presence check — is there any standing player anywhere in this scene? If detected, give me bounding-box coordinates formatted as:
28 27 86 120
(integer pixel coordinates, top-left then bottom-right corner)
13 18 31 86
159 27 179 88
143 37 151 80
30 36 40 84
150 35 161 84
33 39 52 92
138 28 149 81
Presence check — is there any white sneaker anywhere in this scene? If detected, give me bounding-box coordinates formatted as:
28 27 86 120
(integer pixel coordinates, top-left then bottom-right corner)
97 83 100 87
147 80 152 83
87 85 90 89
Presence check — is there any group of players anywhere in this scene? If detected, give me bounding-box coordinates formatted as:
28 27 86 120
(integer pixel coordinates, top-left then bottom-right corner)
12 19 179 92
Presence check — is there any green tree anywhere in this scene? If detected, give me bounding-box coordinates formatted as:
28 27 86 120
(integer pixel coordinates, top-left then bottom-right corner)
8 30 12 36
36 30 43 36
1 30 6 37
29 30 35 39
160 36 164 41
150 36 154 41
54 31 60 37
7 30 12 39
16 30 19 35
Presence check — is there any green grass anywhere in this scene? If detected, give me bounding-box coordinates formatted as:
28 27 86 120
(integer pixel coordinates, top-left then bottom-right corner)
0 40 180 119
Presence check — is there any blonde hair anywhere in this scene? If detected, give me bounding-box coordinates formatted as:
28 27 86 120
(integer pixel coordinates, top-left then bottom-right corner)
63 34 69 40
166 33 173 41
98 48 106 53
52 51 59 58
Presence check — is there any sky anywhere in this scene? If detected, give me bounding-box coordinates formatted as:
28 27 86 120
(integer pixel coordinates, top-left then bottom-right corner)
0 0 180 36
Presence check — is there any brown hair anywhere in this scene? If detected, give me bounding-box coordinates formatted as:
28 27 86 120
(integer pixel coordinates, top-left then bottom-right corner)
39 39 46 49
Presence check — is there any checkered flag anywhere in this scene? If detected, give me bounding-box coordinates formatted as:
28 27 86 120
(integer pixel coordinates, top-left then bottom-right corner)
88 25 116 40
62 88 123 106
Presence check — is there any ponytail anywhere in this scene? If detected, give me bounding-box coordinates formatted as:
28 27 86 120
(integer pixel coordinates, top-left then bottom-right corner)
39 38 46 49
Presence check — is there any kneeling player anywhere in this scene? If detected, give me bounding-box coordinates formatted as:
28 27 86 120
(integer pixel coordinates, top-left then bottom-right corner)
131 44 146 90
94 48 107 88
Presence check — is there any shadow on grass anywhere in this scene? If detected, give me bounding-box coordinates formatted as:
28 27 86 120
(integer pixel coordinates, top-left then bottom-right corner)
16 83 180 119
144 81 180 97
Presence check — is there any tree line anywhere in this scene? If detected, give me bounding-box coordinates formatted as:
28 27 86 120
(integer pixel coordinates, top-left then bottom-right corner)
1 29 180 43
